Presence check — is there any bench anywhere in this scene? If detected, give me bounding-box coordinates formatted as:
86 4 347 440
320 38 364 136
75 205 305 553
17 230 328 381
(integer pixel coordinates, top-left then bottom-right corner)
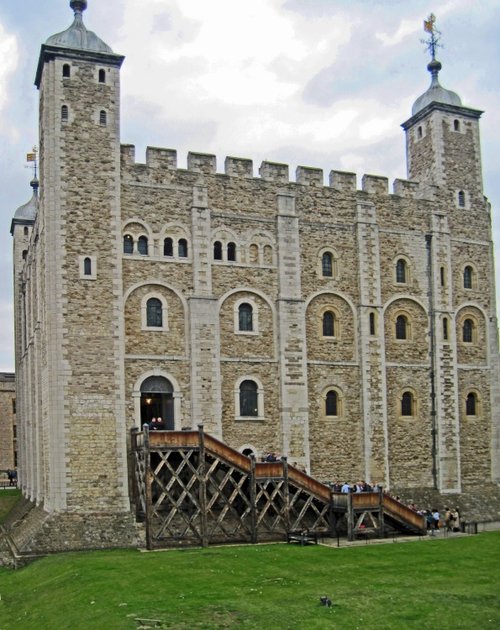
287 531 318 546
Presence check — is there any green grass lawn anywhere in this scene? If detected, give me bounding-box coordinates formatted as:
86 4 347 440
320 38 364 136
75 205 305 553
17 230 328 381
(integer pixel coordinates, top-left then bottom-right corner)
0 489 21 524
0 533 498 629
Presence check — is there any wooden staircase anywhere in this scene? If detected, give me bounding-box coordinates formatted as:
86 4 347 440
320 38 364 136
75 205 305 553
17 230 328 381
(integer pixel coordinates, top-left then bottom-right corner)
131 426 426 549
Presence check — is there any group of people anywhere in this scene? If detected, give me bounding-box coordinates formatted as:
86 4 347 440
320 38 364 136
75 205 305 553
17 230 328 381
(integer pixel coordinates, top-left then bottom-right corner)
331 480 382 493
144 417 165 430
423 506 461 533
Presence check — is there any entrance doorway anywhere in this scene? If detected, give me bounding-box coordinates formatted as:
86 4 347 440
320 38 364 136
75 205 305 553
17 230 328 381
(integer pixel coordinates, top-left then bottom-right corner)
140 376 174 429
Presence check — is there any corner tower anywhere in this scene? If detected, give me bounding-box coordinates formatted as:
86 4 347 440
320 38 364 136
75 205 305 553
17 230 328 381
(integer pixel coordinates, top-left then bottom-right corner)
23 0 135 544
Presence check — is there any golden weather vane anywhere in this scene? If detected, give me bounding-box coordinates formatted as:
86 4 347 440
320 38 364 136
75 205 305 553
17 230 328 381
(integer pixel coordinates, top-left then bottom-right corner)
421 13 442 60
25 145 38 179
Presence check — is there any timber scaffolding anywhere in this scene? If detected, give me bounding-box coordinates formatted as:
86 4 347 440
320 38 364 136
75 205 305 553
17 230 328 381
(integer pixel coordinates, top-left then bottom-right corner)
131 425 426 550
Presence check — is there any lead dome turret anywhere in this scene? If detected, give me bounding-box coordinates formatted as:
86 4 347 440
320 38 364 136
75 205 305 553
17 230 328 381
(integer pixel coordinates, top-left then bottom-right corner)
45 0 113 54
10 178 38 234
411 58 462 116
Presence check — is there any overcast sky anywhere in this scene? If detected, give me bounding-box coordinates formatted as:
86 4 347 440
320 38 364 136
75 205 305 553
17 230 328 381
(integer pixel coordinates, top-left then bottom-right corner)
0 0 499 372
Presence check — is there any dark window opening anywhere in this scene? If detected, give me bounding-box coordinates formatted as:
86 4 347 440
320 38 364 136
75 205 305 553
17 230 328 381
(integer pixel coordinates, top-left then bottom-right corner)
83 257 92 276
63 64 71 78
466 392 477 416
214 241 222 260
61 105 69 122
163 237 173 256
417 126 422 138
98 69 106 83
238 303 253 332
443 317 449 340
227 242 236 262
463 318 473 343
138 235 148 255
123 235 133 254
369 312 376 336
178 238 188 258
458 190 465 207
323 311 335 337
325 390 338 416
396 315 407 340
440 266 445 287
240 380 258 417
99 110 107 126
401 392 413 416
146 298 163 327
322 252 333 277
463 266 473 289
454 119 460 131
396 259 406 283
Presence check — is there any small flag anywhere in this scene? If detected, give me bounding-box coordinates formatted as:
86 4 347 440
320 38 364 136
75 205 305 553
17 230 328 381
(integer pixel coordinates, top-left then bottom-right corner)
26 152 36 162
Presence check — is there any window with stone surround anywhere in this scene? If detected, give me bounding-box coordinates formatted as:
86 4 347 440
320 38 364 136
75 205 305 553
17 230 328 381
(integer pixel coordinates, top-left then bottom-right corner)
463 265 474 289
164 237 173 256
63 64 71 78
227 242 236 262
178 238 188 258
395 258 408 284
319 248 338 279
234 298 258 334
324 388 343 417
457 190 466 208
235 377 264 420
138 235 148 256
79 255 96 280
61 105 69 122
442 316 449 341
462 318 474 343
453 119 460 132
99 110 107 126
98 69 106 83
214 241 223 260
369 312 376 336
142 294 168 331
465 391 480 416
123 234 134 254
400 391 415 416
322 311 335 337
395 314 409 340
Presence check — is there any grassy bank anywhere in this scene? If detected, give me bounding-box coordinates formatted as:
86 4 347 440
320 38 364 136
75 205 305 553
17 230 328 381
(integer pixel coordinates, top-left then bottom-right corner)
0 532 498 629
0 488 21 524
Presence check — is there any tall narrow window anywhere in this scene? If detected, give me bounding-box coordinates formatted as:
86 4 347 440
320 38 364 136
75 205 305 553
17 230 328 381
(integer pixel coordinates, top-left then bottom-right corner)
98 69 106 83
239 380 258 417
178 238 188 258
466 392 477 416
417 126 422 139
443 317 449 341
463 318 473 343
396 259 407 283
322 252 333 277
440 266 445 287
99 110 107 126
214 241 222 260
238 303 253 332
463 266 473 289
395 315 408 340
138 236 148 256
83 257 92 276
458 190 465 207
369 312 376 336
63 64 71 78
61 105 69 122
322 311 335 337
227 242 236 262
454 119 460 131
146 298 163 328
123 234 133 254
163 237 173 256
401 391 414 416
325 390 338 416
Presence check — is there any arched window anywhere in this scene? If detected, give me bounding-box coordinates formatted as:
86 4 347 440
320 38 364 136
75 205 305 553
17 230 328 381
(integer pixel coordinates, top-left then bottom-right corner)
263 245 273 265
63 64 71 78
99 110 107 126
322 252 333 277
227 242 236 262
401 391 414 416
417 126 422 139
443 317 449 341
454 119 460 131
369 312 376 336
458 190 465 207
138 235 148 256
83 257 92 276
214 241 222 260
98 69 106 83
238 303 253 332
466 392 477 416
322 311 335 337
61 105 69 122
395 259 407 283
146 298 163 327
325 390 338 416
123 234 134 254
163 237 173 256
463 266 473 289
395 315 408 340
178 238 188 258
463 318 474 343
239 380 258 417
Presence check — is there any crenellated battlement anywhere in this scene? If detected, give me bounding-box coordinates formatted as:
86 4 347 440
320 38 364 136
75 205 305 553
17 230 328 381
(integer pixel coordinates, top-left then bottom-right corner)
120 144 423 199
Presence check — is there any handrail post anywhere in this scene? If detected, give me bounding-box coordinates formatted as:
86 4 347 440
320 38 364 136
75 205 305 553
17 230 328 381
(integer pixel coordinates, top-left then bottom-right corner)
379 488 385 538
143 425 153 550
198 423 208 547
250 455 257 543
282 457 290 534
347 492 354 541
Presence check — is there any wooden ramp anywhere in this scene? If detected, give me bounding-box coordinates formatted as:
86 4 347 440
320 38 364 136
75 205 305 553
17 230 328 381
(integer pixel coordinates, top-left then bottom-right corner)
131 426 426 549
